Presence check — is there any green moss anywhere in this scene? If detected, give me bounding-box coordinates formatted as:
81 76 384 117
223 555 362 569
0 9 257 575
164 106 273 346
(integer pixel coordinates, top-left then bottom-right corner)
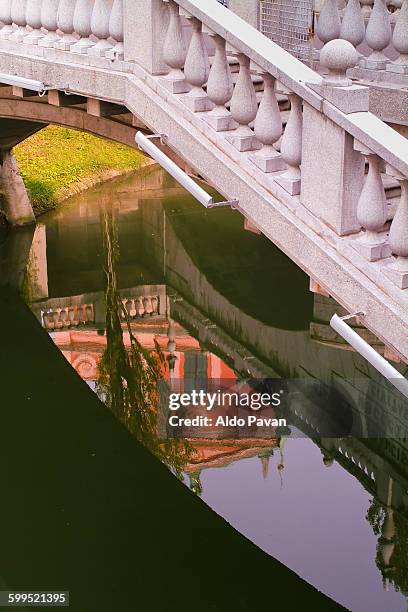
14 126 146 215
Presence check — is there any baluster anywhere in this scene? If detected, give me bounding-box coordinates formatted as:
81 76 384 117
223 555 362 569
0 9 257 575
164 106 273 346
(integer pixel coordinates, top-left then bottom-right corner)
143 296 150 316
38 0 61 47
249 73 285 173
105 0 123 60
160 0 190 94
148 297 155 316
180 16 212 112
60 307 68 327
43 311 54 329
72 306 80 325
52 309 60 328
135 297 143 317
77 305 84 324
352 142 391 260
0 1 14 39
275 92 303 196
10 0 28 42
23 0 44 45
151 296 159 315
120 300 126 319
124 298 132 318
56 0 77 50
68 307 75 326
226 53 261 152
362 0 392 69
340 0 365 48
129 299 136 318
387 0 408 73
71 0 96 54
361 0 374 20
316 0 341 44
203 32 234 131
85 304 93 322
89 0 113 57
385 166 408 288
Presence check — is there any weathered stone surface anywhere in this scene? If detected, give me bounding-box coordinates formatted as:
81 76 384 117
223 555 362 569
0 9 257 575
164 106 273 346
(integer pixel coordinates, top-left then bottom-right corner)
308 83 369 114
301 103 363 236
123 0 168 74
0 149 35 226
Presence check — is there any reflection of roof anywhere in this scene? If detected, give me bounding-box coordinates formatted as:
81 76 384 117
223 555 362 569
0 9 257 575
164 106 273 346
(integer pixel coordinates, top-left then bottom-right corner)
185 438 277 473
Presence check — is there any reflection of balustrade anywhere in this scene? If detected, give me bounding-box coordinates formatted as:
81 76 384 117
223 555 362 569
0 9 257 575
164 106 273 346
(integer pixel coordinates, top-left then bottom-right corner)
121 295 160 319
42 304 95 329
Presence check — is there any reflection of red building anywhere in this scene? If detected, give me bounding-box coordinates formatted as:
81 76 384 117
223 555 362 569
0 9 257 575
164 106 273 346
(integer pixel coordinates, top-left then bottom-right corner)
185 439 277 472
51 320 278 476
52 320 236 381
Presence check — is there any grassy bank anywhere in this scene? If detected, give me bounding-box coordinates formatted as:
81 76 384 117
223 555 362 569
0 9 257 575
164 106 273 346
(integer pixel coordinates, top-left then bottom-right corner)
15 126 147 216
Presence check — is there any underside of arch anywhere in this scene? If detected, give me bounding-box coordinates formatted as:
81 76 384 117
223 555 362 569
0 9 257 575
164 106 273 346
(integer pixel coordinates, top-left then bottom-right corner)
0 97 139 149
0 118 45 151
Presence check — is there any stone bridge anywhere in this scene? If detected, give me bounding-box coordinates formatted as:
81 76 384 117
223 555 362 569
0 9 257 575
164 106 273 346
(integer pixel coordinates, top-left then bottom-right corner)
1 0 408 364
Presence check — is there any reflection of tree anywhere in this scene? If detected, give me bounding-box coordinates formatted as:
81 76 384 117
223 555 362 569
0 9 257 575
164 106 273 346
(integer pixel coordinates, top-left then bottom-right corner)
366 492 408 595
188 472 203 496
97 204 194 481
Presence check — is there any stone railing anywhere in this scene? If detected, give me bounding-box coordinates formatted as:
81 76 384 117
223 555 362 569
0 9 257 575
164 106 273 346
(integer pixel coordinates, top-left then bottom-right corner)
148 0 408 290
0 0 124 59
316 0 408 75
0 1 407 351
0 0 406 291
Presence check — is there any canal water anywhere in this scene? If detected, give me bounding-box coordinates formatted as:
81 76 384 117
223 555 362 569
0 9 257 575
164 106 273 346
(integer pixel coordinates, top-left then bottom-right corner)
4 165 408 612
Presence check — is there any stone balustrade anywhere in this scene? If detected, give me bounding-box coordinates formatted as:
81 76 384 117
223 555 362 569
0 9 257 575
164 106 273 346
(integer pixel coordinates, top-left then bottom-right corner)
0 0 407 356
0 0 124 59
154 0 408 290
0 0 405 293
160 0 302 190
316 0 408 75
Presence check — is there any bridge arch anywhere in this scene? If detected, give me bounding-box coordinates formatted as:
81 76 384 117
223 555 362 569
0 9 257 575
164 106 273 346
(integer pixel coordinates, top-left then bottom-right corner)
0 95 140 150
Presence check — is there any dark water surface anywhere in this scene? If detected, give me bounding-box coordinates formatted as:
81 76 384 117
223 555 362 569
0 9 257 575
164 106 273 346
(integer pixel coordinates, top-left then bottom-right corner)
4 166 408 612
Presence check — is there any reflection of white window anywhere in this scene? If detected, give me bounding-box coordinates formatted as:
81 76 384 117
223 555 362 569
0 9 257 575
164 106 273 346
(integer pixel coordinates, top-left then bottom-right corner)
260 0 314 59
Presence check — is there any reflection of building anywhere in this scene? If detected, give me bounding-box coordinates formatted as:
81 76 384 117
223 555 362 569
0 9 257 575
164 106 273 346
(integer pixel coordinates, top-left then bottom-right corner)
50 317 279 486
51 321 236 382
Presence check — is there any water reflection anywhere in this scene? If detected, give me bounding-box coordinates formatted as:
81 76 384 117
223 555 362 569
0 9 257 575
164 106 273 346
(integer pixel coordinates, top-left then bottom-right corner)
8 165 408 611
96 201 195 479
